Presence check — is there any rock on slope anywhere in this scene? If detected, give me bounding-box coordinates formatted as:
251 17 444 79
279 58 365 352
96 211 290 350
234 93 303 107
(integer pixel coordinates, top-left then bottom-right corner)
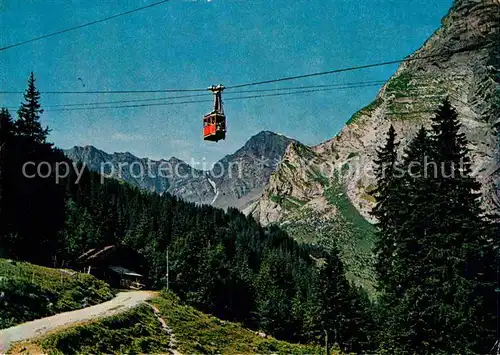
65 131 295 211
251 0 500 291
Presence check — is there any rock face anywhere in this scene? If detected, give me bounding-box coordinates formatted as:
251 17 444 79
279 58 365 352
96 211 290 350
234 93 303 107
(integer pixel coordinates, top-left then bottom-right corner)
64 131 296 210
254 0 499 224
250 0 499 292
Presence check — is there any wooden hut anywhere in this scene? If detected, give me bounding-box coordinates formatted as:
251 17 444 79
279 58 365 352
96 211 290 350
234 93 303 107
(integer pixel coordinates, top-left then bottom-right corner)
75 245 148 289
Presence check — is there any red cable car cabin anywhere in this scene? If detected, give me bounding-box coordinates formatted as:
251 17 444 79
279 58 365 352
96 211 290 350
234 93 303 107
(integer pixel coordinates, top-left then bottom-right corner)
203 85 226 142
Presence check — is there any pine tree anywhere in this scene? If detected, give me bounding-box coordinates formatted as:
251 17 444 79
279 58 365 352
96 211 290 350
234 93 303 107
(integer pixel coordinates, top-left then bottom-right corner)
303 249 355 351
427 99 494 353
376 100 496 354
0 108 14 142
254 249 295 339
377 124 437 352
0 109 14 252
372 124 401 290
395 126 433 293
15 72 50 144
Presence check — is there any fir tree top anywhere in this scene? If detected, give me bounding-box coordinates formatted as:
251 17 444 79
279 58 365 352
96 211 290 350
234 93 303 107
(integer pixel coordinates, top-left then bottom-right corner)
430 98 480 196
402 126 428 164
372 124 399 215
0 108 14 142
16 72 50 144
430 97 469 166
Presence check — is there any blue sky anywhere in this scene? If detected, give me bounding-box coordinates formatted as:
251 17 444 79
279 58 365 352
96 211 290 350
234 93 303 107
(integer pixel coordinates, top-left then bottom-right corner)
1 0 453 164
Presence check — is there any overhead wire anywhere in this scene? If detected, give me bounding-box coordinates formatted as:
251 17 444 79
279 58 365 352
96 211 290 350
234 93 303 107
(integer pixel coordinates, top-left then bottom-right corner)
225 44 494 89
2 80 387 110
2 80 482 122
0 44 493 95
17 92 210 109
0 0 173 52
223 80 387 94
42 82 386 112
3 78 482 115
0 88 206 94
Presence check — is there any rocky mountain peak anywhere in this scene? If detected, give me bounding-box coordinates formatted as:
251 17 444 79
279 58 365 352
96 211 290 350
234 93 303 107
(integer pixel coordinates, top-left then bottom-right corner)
234 130 297 159
208 131 297 210
64 131 297 211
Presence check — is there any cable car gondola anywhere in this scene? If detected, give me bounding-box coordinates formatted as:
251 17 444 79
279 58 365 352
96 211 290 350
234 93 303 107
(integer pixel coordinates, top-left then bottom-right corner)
203 84 226 142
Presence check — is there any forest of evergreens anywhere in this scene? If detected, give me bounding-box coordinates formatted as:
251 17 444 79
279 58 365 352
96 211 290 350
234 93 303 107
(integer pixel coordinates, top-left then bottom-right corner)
0 73 374 352
0 73 497 354
371 100 499 354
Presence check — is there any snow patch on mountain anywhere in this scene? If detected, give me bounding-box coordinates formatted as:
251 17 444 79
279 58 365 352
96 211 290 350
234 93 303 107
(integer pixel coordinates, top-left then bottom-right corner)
208 178 219 205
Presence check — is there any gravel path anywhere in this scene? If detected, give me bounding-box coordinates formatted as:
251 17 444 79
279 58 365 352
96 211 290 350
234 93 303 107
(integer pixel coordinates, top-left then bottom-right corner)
147 304 182 355
0 291 155 353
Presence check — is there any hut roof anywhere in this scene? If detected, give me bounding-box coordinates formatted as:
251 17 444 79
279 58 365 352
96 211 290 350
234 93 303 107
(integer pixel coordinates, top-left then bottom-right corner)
74 245 148 277
77 245 116 264
108 265 143 277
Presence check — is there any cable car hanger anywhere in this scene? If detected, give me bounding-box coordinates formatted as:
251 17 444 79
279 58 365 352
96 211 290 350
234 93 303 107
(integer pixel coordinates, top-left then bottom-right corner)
203 85 226 142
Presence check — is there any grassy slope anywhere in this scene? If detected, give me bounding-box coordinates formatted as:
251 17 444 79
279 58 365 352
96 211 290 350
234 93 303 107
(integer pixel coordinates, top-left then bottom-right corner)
35 305 170 355
17 292 326 355
276 171 377 295
322 181 376 293
153 292 324 354
0 259 114 329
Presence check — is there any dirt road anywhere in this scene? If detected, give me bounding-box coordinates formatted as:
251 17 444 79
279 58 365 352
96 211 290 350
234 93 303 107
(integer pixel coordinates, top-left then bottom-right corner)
0 291 155 353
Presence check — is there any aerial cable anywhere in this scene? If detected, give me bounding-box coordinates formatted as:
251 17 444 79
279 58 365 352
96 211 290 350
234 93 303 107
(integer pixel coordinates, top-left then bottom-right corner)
31 92 209 109
44 98 212 112
4 80 386 110
0 80 386 100
0 87 206 95
224 84 384 102
39 83 478 115
224 80 387 94
1 45 492 93
1 80 384 95
43 83 384 112
225 45 494 89
0 0 173 52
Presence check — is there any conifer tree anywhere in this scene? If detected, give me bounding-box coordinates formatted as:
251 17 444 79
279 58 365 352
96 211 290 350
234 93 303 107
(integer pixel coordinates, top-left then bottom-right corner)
303 249 354 350
377 127 439 352
15 72 50 144
0 109 14 249
372 124 400 290
0 108 14 142
394 126 432 289
254 249 295 339
422 99 494 353
376 100 496 354
427 100 497 353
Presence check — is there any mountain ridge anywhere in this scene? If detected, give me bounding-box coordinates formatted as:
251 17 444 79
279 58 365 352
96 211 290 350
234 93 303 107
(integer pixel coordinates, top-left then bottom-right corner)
254 0 499 224
64 131 297 211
